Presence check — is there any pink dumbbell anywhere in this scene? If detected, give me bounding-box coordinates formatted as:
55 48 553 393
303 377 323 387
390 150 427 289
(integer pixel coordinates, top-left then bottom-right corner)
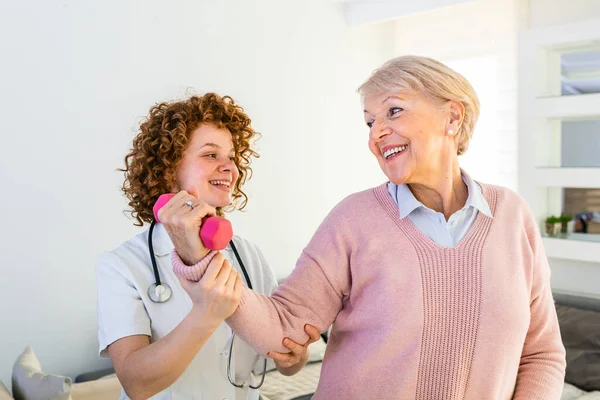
153 193 233 251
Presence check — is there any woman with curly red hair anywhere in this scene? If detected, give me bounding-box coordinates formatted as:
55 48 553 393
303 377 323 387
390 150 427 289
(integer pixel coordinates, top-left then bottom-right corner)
96 93 319 400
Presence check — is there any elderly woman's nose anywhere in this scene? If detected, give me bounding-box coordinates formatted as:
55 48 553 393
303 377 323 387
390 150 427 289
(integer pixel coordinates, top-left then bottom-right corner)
370 119 392 142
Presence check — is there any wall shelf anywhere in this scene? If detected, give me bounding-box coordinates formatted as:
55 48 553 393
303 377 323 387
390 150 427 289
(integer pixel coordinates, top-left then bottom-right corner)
542 237 600 263
519 17 600 265
534 93 600 119
533 167 600 188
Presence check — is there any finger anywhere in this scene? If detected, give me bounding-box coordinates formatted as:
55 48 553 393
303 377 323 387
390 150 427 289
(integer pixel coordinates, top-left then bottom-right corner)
160 191 204 224
156 190 187 221
267 351 295 364
304 324 322 345
225 265 238 291
200 252 225 283
163 191 200 215
175 194 202 215
214 259 233 287
188 187 200 198
281 337 304 355
233 274 243 296
187 200 217 221
170 191 192 212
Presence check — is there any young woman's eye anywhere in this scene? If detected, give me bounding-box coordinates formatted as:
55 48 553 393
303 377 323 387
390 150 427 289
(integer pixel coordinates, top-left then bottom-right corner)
389 107 403 117
205 153 217 158
229 156 236 161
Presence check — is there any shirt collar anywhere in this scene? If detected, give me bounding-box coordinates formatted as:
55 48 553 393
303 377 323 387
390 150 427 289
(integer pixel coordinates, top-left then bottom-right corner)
462 169 493 218
389 183 423 219
387 169 493 219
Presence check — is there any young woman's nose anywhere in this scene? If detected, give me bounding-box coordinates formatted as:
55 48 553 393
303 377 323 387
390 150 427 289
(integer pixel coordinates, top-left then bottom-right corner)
219 158 234 173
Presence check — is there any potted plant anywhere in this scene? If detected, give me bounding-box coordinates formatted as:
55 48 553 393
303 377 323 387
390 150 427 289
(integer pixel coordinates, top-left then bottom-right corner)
545 215 561 236
559 214 574 235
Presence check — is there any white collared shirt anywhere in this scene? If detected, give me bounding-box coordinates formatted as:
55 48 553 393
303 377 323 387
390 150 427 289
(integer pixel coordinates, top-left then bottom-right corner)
96 224 277 400
387 170 493 247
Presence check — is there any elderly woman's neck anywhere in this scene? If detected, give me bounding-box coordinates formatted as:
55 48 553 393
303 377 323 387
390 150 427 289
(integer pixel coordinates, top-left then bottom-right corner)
407 162 467 221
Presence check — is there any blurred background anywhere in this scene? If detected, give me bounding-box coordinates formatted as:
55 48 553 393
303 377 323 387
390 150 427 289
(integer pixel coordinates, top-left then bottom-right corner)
1 0 599 393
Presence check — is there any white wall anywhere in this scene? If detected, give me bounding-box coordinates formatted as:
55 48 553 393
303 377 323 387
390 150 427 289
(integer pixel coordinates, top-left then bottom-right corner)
392 0 520 190
524 0 600 297
0 0 394 388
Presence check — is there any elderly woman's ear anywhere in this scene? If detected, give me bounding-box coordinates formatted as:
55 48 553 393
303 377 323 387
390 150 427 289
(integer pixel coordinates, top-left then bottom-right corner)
446 100 465 136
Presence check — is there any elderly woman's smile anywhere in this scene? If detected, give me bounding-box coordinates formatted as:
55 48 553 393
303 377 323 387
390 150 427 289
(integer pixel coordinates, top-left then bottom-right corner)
382 144 409 160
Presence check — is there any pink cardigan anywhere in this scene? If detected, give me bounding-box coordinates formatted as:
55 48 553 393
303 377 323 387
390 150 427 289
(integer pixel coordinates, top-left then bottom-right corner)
176 183 566 399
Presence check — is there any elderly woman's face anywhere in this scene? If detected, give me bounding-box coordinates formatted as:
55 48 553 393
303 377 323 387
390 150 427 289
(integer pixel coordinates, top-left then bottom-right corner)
175 124 239 208
364 90 452 185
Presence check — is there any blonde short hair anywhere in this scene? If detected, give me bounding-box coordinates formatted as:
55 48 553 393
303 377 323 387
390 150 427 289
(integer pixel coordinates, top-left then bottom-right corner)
358 55 480 155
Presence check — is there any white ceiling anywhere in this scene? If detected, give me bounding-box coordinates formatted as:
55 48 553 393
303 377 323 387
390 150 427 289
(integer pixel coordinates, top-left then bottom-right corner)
340 0 476 25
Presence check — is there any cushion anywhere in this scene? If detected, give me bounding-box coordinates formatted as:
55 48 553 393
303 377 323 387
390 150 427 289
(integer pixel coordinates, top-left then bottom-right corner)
561 383 600 400
11 346 72 400
0 381 14 400
70 375 121 400
557 304 600 391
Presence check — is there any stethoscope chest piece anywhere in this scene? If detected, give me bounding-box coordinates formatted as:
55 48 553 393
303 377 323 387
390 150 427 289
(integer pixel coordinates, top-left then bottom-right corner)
148 283 172 303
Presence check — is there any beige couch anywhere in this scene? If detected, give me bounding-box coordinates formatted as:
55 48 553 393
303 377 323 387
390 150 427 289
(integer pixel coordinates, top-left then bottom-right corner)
0 382 13 400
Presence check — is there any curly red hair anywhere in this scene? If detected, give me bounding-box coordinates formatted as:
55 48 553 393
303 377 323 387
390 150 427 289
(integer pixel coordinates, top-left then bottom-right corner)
121 93 260 226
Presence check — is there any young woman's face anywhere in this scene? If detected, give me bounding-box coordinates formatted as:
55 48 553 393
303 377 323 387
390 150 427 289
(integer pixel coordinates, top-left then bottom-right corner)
175 124 239 208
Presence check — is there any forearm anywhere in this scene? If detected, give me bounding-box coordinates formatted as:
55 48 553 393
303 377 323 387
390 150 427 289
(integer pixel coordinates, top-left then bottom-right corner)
226 254 343 356
513 250 566 397
512 205 567 399
513 351 565 400
117 308 219 399
512 294 566 400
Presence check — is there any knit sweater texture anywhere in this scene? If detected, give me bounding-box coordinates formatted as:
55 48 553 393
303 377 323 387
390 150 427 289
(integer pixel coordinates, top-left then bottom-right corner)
216 183 565 399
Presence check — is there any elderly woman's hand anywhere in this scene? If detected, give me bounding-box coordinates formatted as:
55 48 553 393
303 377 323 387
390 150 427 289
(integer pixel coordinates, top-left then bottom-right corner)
158 190 216 265
268 324 321 376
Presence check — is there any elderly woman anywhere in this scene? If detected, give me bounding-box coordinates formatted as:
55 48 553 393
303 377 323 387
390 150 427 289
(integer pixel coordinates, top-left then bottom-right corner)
96 93 320 400
171 57 566 399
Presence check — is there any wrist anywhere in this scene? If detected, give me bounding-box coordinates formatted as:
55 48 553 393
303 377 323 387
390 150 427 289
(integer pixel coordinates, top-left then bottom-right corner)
178 247 210 266
172 250 217 282
188 306 222 333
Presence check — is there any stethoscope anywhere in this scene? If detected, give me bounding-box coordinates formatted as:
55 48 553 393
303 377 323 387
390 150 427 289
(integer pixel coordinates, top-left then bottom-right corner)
146 220 267 389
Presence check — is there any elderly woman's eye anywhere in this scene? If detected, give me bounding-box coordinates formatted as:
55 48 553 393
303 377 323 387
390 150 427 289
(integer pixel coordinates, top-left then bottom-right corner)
366 121 374 128
389 107 403 116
